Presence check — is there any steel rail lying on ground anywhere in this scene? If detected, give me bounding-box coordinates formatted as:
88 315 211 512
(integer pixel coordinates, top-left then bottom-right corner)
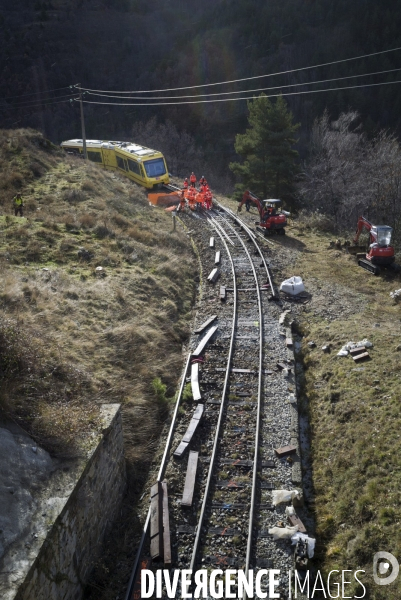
124 354 192 600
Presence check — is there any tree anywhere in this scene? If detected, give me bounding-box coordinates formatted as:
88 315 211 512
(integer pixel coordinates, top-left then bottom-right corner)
230 94 300 205
132 116 204 177
301 110 401 241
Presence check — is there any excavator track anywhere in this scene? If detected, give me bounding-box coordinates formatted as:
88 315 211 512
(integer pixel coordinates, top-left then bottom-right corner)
358 259 380 275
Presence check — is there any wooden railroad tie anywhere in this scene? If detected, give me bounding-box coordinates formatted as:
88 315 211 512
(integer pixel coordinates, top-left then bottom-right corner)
207 268 220 283
350 346 370 362
191 362 201 401
275 444 297 458
194 315 217 335
161 481 171 565
150 481 171 563
181 451 199 507
174 404 204 457
288 511 307 534
150 482 163 560
192 325 218 357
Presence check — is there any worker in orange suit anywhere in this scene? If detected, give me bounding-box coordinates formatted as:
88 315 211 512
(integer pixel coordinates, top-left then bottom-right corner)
204 190 213 210
199 175 206 188
188 186 196 210
179 190 186 211
190 172 196 188
183 177 188 189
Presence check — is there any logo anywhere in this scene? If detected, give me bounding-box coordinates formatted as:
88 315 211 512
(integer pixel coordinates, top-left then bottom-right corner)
373 551 399 585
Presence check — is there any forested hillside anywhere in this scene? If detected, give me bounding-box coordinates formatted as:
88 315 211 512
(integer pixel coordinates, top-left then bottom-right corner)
2 0 401 183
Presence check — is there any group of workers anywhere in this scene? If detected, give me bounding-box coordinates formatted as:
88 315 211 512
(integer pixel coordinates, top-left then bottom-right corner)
179 173 213 211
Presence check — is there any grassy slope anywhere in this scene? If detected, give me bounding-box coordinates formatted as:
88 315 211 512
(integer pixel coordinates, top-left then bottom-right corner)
0 129 196 469
284 223 401 598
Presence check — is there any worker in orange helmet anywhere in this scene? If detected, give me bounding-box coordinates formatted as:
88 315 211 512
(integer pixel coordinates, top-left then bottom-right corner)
190 172 196 188
183 177 188 189
199 175 206 188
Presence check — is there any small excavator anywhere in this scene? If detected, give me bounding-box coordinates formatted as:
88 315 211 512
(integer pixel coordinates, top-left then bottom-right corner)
237 190 288 235
348 216 395 275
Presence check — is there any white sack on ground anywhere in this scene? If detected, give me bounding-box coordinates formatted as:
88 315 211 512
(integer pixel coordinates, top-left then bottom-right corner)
269 525 299 540
272 489 300 506
280 276 305 296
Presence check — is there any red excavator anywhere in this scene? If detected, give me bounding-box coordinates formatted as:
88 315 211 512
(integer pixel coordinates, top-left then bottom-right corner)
349 216 395 275
237 190 287 235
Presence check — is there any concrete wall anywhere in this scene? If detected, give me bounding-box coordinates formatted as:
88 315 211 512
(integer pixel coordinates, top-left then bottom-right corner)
12 404 126 600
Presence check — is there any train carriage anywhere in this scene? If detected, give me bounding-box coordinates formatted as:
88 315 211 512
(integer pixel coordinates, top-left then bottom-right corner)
60 139 169 189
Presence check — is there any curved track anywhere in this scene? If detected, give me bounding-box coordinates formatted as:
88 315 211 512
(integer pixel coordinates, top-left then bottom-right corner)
125 202 301 600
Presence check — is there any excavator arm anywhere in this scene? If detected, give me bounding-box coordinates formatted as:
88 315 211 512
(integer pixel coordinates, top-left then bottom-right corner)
353 216 373 244
237 190 264 219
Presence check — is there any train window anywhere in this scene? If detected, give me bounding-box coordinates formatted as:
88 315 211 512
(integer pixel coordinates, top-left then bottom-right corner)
143 158 166 177
128 158 141 176
87 151 102 163
116 155 127 170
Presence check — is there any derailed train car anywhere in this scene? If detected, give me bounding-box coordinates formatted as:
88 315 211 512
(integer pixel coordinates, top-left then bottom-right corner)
60 139 169 189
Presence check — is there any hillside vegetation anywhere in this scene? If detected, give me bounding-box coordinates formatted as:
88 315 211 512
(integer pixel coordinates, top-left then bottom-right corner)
0 129 196 471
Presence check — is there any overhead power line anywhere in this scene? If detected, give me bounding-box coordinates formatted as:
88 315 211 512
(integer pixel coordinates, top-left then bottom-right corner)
77 46 401 94
0 97 79 113
84 67 401 100
79 78 401 107
3 93 79 109
1 85 72 100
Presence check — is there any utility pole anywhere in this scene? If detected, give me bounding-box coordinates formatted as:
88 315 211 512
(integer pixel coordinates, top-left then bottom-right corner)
78 83 87 160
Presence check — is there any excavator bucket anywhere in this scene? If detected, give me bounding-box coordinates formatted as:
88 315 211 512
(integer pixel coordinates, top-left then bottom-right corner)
347 245 366 255
148 191 180 207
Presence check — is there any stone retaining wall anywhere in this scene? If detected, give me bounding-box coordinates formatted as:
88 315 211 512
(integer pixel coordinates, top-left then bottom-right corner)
12 404 126 600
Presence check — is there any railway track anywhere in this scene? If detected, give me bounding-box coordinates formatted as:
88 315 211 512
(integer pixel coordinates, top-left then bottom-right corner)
125 203 305 600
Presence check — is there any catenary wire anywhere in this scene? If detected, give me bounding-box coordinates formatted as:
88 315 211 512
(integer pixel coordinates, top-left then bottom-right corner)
1 85 73 100
76 46 401 94
79 78 401 107
83 67 401 100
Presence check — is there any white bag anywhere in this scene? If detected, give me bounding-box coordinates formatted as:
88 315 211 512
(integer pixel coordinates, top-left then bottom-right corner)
280 276 305 296
272 489 300 506
269 525 299 540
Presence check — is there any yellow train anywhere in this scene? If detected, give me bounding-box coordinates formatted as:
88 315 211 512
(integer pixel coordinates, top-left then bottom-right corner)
60 139 170 189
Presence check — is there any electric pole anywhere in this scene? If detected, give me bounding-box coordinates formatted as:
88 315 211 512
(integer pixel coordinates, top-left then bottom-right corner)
78 83 87 160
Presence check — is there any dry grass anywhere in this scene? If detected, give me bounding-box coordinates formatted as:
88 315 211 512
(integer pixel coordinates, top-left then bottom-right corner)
278 223 401 599
0 128 197 463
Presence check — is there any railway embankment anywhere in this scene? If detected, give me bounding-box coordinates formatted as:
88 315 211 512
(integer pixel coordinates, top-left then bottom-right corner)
0 129 197 599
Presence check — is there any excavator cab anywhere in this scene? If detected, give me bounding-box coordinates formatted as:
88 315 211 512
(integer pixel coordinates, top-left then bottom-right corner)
371 225 392 247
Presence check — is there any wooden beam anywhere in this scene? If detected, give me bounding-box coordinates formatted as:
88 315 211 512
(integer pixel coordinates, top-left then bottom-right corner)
210 236 215 248
207 268 220 283
192 325 218 357
174 405 204 457
162 481 171 565
181 451 199 507
191 362 201 401
194 315 217 335
215 251 221 265
150 482 163 559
